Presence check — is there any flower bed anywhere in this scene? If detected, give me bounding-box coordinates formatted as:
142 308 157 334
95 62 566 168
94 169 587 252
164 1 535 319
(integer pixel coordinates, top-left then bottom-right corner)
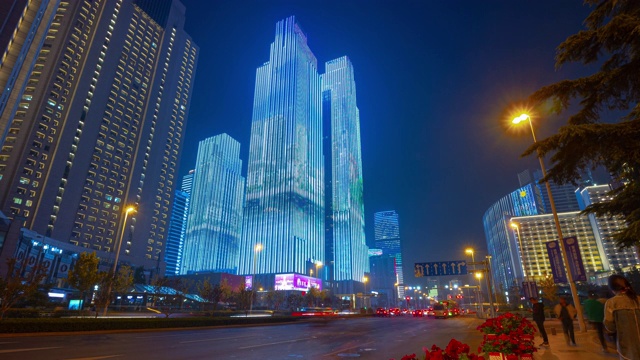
392 312 537 360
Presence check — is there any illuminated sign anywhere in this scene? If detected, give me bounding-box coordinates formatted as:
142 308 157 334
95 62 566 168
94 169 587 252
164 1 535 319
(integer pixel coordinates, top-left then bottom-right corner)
368 248 383 256
274 273 322 291
245 276 253 290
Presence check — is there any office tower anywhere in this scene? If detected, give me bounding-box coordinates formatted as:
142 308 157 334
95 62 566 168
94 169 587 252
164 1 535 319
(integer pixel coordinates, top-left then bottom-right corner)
577 184 639 270
369 248 397 307
483 184 544 291
374 210 404 299
164 171 193 276
322 56 368 287
164 189 187 276
0 0 198 272
238 16 324 276
181 134 245 274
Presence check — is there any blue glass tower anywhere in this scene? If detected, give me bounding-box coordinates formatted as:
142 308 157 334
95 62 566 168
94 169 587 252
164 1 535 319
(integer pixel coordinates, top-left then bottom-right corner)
322 56 368 284
239 16 324 275
164 172 193 276
374 210 403 299
181 134 245 274
483 184 544 290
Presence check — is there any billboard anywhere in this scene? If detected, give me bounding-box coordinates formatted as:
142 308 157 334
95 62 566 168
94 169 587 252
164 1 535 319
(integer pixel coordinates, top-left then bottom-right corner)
274 273 322 291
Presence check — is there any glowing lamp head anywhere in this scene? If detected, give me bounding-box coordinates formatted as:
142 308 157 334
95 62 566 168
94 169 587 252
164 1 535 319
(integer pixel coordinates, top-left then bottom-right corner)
512 114 530 124
255 244 263 252
125 206 136 214
465 248 474 255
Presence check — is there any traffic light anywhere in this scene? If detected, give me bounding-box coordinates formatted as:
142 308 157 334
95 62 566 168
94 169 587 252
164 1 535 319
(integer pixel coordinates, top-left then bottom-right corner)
456 294 463 299
447 294 452 299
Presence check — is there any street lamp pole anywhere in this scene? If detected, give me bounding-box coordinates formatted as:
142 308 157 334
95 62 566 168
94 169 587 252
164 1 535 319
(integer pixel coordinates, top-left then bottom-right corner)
249 243 263 315
363 276 369 309
103 206 136 316
510 223 528 283
465 248 481 314
512 113 586 332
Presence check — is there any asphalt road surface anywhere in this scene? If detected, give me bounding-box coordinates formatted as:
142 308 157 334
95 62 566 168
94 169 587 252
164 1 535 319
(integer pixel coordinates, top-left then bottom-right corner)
0 315 485 359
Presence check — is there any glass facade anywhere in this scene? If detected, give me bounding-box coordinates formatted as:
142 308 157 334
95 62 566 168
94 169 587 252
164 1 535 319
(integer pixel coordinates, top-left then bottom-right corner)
239 17 324 276
182 134 244 274
483 184 543 291
322 56 368 282
374 210 403 299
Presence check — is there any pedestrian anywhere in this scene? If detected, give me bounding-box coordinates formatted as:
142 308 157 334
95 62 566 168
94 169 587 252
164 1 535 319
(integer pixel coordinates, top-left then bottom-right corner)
529 297 549 347
583 291 607 352
604 274 640 360
554 296 577 346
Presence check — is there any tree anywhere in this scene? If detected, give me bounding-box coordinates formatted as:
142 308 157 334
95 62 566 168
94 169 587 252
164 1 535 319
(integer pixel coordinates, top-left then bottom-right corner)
67 252 102 309
113 265 134 309
133 266 147 284
264 290 285 310
199 278 231 312
0 258 47 319
524 0 640 249
539 275 559 306
233 283 254 316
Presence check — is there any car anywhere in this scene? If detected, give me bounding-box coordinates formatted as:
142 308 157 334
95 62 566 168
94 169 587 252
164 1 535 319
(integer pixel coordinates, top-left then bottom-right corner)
451 308 460 316
412 309 424 317
430 303 450 319
389 308 402 316
376 308 390 317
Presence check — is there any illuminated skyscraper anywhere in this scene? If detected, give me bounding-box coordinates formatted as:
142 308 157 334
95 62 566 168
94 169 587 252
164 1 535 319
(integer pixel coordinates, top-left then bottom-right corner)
0 0 198 271
374 210 403 299
164 172 193 276
182 134 244 274
322 56 368 287
239 16 324 275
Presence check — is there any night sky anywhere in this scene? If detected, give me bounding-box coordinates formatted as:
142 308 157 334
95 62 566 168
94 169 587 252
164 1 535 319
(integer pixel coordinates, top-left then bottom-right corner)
178 0 595 285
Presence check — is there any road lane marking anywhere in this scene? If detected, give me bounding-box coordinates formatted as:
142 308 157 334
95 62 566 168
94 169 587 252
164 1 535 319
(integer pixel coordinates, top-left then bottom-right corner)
179 335 255 344
64 355 123 360
322 341 374 357
0 346 62 354
238 337 315 349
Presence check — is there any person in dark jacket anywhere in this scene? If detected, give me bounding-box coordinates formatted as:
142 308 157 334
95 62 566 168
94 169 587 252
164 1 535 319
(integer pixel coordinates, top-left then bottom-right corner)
529 297 549 347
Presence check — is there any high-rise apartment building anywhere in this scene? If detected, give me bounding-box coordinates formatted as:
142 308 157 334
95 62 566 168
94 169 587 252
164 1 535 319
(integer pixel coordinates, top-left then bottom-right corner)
181 134 244 274
374 210 403 299
577 184 639 270
322 56 368 287
509 211 605 281
238 16 324 276
0 0 198 272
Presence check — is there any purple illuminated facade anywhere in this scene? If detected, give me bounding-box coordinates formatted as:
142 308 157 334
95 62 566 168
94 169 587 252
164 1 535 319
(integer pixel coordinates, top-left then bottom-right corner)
275 273 322 291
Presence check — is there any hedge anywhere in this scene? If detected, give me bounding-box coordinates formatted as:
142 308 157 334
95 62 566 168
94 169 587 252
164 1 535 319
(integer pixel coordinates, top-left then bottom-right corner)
0 316 301 334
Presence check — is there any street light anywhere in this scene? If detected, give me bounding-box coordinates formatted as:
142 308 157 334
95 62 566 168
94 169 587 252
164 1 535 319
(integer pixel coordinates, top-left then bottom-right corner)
249 243 263 315
512 112 586 332
363 276 369 309
103 205 136 316
510 222 528 282
315 261 323 279
465 248 481 314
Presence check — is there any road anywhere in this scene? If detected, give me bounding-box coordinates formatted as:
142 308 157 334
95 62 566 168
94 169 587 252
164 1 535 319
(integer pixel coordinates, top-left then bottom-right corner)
0 315 484 359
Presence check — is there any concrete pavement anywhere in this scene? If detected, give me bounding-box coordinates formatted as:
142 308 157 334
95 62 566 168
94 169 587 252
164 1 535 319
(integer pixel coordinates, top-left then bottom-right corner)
534 319 618 360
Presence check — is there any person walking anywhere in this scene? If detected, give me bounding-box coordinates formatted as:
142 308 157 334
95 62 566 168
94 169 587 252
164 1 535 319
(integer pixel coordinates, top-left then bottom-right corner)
529 297 549 347
554 296 577 346
604 274 640 360
583 291 608 352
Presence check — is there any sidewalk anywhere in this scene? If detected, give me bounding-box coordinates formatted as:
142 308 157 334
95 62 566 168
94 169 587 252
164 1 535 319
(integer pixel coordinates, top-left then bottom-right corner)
535 319 617 360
